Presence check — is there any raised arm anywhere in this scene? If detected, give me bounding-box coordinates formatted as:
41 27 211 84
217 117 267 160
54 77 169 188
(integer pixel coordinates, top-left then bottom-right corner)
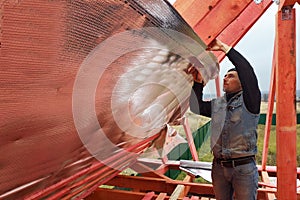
207 39 261 114
187 66 212 117
226 48 261 114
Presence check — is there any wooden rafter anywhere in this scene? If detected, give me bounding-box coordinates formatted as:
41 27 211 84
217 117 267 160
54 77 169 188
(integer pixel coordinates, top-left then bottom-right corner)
192 0 252 45
174 0 274 96
173 0 222 27
214 0 273 61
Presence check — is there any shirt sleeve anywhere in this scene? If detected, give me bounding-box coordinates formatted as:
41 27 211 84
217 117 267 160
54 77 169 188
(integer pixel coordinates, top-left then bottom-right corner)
189 81 212 117
226 48 261 114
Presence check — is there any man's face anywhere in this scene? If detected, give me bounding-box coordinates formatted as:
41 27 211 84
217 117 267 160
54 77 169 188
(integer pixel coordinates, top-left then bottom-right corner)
223 71 242 94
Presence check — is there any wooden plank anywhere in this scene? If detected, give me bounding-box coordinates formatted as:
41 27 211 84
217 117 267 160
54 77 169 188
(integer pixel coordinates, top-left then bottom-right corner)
215 77 221 97
188 183 214 196
156 193 167 200
193 0 252 45
183 117 199 161
170 184 186 200
105 175 174 193
275 7 297 200
142 192 155 200
87 183 299 200
261 171 277 200
173 0 221 27
262 43 276 171
170 175 192 200
173 0 194 14
86 188 147 200
214 0 272 62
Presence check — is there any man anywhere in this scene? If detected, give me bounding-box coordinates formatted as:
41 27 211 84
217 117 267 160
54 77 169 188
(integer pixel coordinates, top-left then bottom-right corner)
188 39 261 200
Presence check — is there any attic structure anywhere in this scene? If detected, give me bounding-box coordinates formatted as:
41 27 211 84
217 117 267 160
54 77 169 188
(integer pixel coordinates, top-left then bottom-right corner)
0 0 299 200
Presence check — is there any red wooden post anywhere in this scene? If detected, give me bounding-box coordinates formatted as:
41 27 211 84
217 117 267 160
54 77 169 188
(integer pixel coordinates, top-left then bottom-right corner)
142 192 155 200
261 43 276 170
276 5 297 200
182 117 199 161
215 76 221 97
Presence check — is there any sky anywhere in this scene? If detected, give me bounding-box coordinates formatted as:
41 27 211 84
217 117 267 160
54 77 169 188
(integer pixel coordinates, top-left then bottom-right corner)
168 1 300 94
218 3 300 93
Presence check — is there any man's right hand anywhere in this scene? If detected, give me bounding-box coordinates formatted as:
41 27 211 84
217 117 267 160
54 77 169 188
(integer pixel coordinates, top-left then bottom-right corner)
206 39 231 54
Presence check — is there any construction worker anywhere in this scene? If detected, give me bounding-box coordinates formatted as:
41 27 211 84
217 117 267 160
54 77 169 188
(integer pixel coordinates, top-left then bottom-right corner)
188 39 261 200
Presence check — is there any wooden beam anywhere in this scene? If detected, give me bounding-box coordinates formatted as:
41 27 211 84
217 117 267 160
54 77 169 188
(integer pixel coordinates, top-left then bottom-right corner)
214 0 273 61
174 0 271 48
142 192 155 200
186 183 214 196
262 41 276 171
173 0 221 27
173 0 194 15
105 175 174 193
261 171 277 200
279 0 297 10
193 0 252 45
170 117 200 199
170 175 193 200
138 158 300 178
86 188 149 200
215 76 221 97
257 165 300 179
95 174 215 198
275 6 297 200
156 193 167 200
87 183 300 200
183 117 199 161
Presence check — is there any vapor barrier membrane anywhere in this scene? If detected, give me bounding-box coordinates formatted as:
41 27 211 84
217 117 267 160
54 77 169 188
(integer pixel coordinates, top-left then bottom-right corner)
0 0 218 199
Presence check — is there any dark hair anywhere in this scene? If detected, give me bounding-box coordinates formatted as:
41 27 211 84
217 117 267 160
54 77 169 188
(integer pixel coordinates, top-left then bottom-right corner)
227 68 236 72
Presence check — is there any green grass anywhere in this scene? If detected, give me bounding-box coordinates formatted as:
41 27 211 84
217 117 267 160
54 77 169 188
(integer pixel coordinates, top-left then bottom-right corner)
191 123 300 167
256 124 300 167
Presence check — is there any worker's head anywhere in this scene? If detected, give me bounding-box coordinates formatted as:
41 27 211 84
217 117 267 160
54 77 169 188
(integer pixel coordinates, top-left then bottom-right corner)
223 68 242 94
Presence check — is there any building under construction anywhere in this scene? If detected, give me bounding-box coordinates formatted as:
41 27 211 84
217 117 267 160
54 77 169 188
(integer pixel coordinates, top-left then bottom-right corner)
0 0 299 199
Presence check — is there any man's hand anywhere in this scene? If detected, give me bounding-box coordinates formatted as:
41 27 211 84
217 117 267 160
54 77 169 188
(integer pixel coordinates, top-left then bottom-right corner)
206 39 231 54
187 66 204 84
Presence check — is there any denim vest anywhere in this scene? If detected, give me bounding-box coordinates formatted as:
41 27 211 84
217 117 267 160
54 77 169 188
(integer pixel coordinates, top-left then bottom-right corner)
210 91 259 159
